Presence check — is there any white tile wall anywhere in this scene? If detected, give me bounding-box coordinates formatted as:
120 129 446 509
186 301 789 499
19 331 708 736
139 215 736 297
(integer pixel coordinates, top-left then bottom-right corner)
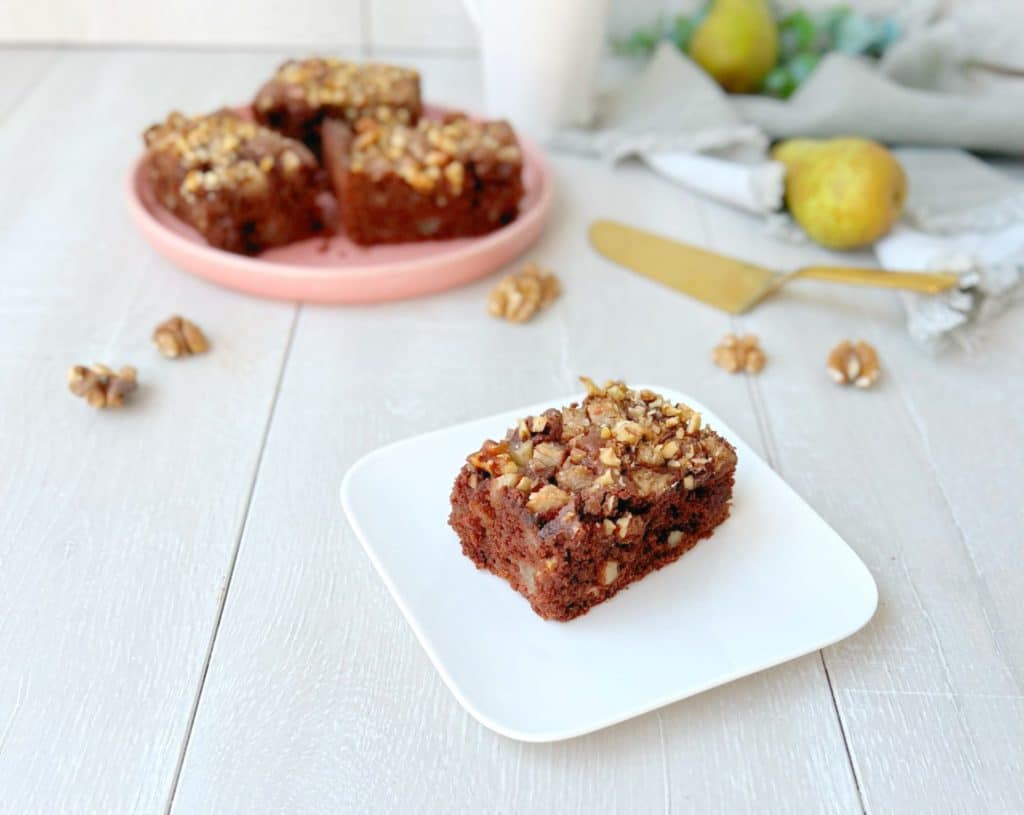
0 0 1007 48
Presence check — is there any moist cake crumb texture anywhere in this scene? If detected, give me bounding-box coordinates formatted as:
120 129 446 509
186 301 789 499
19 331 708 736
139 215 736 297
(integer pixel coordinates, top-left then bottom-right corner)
449 378 738 621
143 110 322 255
323 114 524 245
253 57 422 152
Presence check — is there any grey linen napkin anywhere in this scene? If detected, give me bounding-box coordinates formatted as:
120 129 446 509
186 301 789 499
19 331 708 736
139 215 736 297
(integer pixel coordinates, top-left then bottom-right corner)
553 43 764 160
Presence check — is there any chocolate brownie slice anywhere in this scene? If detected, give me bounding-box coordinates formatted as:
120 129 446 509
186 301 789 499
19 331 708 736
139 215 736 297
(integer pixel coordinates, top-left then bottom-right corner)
449 379 737 621
322 114 524 245
253 58 421 154
143 110 322 255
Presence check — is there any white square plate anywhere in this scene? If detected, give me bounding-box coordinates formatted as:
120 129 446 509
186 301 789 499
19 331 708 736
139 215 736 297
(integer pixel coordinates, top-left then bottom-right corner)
340 387 877 742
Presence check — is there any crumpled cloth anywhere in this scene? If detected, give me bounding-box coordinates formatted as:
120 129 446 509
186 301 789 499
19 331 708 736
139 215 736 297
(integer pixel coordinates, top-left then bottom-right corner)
552 7 1024 348
737 3 1024 155
876 220 1024 351
552 45 784 214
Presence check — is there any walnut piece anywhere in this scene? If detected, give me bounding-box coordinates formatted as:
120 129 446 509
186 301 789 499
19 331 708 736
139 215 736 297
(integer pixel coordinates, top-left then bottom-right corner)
67 364 138 409
464 378 735 514
487 263 561 324
712 333 766 374
827 340 881 388
153 315 209 359
526 484 571 515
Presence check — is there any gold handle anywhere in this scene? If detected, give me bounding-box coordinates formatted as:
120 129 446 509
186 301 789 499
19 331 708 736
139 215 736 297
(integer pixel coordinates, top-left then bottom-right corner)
793 266 960 295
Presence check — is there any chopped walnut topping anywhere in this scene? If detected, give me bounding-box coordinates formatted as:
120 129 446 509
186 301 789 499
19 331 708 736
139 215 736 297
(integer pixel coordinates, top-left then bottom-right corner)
487 263 561 324
463 379 736 521
601 561 620 585
468 440 515 476
558 464 594 492
143 111 317 203
712 333 766 374
153 315 208 359
350 115 519 195
67 364 138 409
827 340 881 388
611 420 642 444
527 485 571 515
258 58 419 122
599 446 621 467
532 442 566 469
667 530 684 548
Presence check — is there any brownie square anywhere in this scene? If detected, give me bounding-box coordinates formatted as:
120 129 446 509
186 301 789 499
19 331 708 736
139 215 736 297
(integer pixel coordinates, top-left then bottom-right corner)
253 58 421 154
322 115 524 246
449 379 738 621
143 110 322 255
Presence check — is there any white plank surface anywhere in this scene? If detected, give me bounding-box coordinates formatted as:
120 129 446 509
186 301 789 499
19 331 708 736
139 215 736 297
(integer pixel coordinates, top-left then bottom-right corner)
170 55 862 815
171 154 863 815
0 49 55 118
0 50 299 814
2 45 1023 815
698 204 1024 813
1 0 362 47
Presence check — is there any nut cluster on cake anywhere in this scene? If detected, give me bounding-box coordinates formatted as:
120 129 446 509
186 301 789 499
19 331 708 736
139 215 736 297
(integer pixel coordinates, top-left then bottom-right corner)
449 379 738 621
467 378 734 518
255 58 420 126
348 117 521 195
144 111 315 203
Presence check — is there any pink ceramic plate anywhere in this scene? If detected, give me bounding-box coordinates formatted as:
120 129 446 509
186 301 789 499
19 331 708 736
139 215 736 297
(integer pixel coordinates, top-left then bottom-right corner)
126 106 554 304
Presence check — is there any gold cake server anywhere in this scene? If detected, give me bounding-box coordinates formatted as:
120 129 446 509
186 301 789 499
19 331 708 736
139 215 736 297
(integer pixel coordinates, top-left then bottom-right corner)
589 219 960 314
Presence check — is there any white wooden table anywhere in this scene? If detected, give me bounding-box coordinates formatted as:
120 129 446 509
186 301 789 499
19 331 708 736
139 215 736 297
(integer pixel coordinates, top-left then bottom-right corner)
2 47 1022 815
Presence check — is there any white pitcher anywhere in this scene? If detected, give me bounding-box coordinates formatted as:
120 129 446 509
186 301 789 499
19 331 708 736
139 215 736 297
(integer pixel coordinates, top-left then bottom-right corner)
461 0 610 141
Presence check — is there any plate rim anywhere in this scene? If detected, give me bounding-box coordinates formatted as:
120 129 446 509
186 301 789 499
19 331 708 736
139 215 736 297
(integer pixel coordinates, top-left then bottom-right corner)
126 104 555 303
340 387 879 742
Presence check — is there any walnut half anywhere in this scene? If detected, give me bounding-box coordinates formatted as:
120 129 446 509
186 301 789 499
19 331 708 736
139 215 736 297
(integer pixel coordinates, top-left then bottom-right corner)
827 340 880 388
153 315 209 359
487 263 561 324
713 333 765 374
67 364 138 409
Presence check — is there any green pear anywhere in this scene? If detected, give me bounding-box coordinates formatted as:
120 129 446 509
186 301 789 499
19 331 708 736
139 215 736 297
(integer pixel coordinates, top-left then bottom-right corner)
771 137 908 250
689 0 779 93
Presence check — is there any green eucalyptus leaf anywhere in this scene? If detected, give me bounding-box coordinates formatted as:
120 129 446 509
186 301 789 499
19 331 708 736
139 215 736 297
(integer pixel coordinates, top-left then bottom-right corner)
779 11 817 60
834 12 880 55
761 65 797 99
787 51 820 85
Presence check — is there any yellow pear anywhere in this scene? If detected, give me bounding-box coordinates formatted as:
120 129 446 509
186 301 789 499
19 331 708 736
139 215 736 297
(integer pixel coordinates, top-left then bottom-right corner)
771 137 908 250
689 0 778 93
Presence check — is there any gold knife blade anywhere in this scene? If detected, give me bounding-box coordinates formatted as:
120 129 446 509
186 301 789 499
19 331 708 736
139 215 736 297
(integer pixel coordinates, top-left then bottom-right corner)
588 219 780 314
